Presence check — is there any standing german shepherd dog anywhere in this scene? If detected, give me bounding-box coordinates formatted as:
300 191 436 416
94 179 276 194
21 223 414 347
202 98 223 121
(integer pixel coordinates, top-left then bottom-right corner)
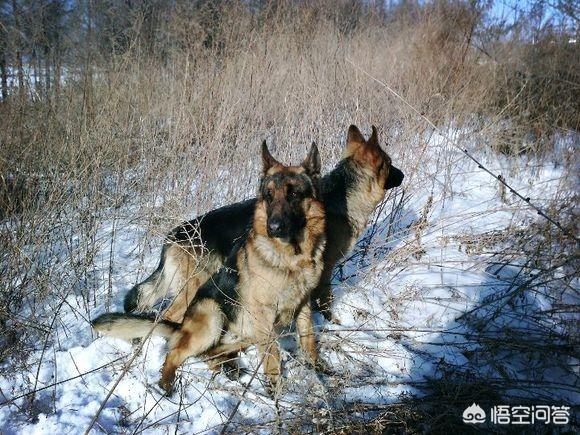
122 125 404 325
93 142 326 393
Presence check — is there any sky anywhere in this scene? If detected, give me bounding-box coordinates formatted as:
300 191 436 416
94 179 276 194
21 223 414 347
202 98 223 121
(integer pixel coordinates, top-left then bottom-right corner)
489 0 577 29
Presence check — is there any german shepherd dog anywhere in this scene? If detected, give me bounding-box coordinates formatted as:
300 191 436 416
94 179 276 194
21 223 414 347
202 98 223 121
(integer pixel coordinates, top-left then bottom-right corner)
123 125 404 324
93 142 326 393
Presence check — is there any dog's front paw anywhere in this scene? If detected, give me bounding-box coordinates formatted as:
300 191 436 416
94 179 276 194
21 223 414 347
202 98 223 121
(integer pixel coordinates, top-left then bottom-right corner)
222 361 242 381
158 373 176 395
263 375 281 399
264 382 278 399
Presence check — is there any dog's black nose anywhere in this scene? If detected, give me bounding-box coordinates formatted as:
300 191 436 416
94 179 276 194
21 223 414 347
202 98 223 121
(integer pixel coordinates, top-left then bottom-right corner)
268 219 285 237
385 166 404 189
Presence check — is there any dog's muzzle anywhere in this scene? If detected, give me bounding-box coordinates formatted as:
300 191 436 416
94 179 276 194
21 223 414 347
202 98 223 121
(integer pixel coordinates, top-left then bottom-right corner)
385 166 404 189
267 218 289 238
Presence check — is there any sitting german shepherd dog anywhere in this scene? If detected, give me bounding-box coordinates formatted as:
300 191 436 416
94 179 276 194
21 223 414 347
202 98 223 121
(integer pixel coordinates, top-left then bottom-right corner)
123 125 404 324
94 142 326 393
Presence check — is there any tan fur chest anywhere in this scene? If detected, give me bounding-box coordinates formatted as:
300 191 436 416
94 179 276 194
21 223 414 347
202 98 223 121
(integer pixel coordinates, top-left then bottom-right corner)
231 233 324 337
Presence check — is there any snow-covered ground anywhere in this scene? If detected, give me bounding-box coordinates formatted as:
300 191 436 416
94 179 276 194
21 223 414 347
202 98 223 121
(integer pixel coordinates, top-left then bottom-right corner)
0 131 577 433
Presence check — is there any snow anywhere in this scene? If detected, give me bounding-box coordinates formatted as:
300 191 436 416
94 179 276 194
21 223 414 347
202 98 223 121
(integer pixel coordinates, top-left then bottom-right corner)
0 132 577 433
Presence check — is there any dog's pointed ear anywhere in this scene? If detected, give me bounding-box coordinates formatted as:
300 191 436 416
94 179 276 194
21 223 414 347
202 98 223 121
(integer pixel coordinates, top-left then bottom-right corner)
302 141 321 176
261 140 279 173
368 125 379 148
347 125 366 146
344 124 366 157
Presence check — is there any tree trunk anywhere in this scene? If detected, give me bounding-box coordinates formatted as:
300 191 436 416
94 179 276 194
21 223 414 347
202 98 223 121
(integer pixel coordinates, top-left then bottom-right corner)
44 50 51 98
32 47 40 96
0 52 8 101
11 0 25 100
54 54 61 98
83 0 94 116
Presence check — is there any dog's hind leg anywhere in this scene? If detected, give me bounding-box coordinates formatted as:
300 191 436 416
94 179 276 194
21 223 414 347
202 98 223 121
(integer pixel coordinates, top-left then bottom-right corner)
124 245 181 313
163 270 211 323
124 272 168 313
159 299 224 393
161 244 223 323
204 341 250 380
125 243 197 315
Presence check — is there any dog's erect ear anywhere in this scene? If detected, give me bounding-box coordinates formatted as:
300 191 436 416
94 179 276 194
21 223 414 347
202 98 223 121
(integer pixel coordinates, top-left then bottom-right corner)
347 125 366 146
302 142 321 176
368 125 379 148
261 140 279 173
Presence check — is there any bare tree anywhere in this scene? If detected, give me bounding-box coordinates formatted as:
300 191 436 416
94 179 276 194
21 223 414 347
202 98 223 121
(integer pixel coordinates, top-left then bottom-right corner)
0 0 9 100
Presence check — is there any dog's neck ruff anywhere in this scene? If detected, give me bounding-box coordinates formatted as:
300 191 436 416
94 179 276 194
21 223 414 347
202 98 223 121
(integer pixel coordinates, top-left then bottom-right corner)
250 228 325 272
345 163 386 239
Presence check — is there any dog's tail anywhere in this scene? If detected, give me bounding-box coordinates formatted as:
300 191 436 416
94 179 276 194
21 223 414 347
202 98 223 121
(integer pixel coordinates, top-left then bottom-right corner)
92 312 179 341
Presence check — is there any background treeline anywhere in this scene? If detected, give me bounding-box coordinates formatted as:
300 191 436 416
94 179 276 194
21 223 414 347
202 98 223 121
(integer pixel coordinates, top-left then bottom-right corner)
0 1 578 130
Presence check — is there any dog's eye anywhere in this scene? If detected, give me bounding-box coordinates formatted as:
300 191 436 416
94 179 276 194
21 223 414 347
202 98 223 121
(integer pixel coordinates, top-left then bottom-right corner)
264 190 273 201
288 189 300 199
